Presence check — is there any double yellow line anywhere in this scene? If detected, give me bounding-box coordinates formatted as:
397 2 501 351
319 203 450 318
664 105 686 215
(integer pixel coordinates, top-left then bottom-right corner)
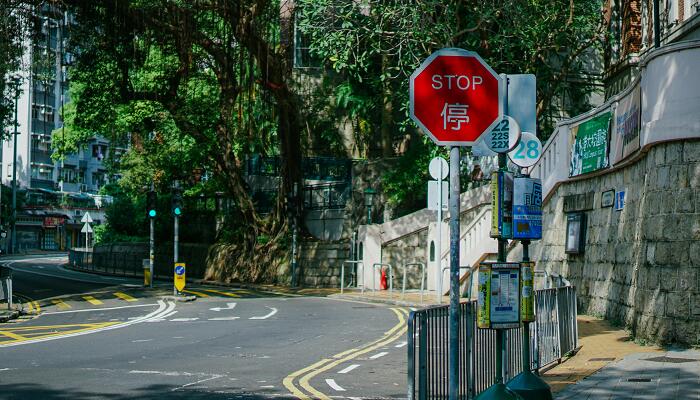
283 307 409 400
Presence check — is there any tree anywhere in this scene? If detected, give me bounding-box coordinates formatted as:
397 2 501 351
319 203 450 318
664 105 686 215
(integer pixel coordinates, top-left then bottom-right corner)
298 0 606 215
53 0 304 281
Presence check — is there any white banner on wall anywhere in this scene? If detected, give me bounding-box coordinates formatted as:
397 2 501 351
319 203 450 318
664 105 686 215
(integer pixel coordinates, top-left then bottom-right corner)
611 84 641 165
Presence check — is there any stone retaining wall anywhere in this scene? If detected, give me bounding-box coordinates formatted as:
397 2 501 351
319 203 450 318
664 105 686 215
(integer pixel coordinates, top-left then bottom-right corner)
528 140 700 345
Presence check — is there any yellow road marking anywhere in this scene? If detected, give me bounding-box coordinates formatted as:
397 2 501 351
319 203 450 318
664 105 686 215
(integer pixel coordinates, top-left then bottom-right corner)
114 292 137 302
181 289 210 298
0 322 118 345
82 296 103 305
51 299 71 310
202 288 241 298
0 330 27 341
284 308 408 400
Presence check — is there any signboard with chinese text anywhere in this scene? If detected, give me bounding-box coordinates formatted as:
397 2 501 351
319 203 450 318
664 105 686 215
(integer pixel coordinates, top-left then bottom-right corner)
512 177 542 239
477 262 521 329
490 171 513 238
569 111 612 177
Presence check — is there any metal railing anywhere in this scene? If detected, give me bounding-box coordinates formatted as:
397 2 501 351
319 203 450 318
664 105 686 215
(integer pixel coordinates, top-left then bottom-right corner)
340 260 364 294
408 286 578 399
303 182 350 210
402 262 426 302
372 263 393 297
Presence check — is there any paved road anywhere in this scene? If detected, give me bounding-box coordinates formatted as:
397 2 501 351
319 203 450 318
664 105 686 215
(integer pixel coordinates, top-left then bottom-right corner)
0 255 409 399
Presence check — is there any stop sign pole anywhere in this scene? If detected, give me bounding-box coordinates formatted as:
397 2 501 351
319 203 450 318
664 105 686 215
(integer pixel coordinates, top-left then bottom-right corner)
411 49 514 400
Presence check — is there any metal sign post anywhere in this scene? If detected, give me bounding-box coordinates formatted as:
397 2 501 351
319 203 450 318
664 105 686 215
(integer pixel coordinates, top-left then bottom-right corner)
448 147 461 400
428 156 448 302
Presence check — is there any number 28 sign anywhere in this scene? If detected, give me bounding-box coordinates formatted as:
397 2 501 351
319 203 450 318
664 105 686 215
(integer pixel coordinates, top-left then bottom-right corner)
508 131 542 168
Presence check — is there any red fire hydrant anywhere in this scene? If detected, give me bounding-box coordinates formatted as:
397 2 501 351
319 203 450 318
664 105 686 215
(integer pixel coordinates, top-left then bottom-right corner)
380 268 388 290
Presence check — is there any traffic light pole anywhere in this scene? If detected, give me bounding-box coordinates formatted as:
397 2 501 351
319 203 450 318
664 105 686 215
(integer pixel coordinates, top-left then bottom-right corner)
173 213 179 295
149 184 155 288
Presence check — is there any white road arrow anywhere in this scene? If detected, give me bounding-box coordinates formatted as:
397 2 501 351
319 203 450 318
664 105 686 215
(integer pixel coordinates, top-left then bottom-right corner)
249 307 278 320
209 302 237 312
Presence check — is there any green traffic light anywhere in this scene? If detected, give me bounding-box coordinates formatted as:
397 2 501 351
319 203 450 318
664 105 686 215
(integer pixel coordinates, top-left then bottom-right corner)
174 207 181 216
149 210 156 218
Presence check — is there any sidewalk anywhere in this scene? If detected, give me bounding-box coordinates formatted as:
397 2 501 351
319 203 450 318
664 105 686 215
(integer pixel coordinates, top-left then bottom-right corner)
543 315 700 399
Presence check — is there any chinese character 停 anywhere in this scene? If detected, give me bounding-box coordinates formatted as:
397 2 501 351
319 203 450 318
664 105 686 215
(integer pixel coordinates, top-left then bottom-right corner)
441 103 469 131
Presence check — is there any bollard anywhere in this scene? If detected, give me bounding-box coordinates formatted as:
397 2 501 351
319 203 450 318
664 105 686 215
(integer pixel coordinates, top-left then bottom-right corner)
142 259 151 287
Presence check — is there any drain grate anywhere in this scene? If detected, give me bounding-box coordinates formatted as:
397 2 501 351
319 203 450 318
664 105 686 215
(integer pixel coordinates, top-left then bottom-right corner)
643 356 699 364
628 378 652 382
588 357 616 361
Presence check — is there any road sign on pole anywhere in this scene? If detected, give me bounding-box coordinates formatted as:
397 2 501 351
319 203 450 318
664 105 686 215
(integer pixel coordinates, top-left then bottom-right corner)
508 132 542 168
81 212 93 224
427 156 448 303
410 48 503 146
174 262 186 292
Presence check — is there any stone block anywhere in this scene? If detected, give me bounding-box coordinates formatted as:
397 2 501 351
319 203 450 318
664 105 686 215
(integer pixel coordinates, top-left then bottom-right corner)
683 141 700 162
690 163 700 188
678 268 697 291
654 147 665 166
691 241 700 268
692 293 700 316
675 188 695 213
660 267 678 292
666 292 690 318
666 143 684 164
656 165 671 189
663 215 687 241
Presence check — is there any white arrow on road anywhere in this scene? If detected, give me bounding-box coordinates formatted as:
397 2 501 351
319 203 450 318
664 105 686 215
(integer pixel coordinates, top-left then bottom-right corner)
209 302 237 312
249 307 278 320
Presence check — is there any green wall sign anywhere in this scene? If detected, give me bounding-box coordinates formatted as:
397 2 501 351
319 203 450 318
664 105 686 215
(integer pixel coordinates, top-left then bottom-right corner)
569 111 611 177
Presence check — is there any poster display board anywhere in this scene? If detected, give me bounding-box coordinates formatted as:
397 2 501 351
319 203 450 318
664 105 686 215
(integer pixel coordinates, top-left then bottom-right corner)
477 262 521 329
512 177 542 239
490 171 514 238
611 84 641 165
569 111 612 177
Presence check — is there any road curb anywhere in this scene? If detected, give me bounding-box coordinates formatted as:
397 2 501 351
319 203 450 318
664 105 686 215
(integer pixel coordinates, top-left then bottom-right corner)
0 309 21 323
159 295 197 302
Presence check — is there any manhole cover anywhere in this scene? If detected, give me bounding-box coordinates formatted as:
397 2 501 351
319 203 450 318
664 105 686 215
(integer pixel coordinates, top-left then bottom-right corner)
628 378 652 382
588 357 615 361
643 356 699 364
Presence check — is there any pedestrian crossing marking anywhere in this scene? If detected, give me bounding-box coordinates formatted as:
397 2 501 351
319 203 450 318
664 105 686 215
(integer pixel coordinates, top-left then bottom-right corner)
82 296 103 305
202 289 241 298
51 299 71 310
0 330 25 341
181 289 210 298
0 322 118 345
114 292 137 302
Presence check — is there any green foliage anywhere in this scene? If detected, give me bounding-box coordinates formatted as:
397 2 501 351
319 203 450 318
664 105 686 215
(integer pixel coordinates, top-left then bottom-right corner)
298 0 605 214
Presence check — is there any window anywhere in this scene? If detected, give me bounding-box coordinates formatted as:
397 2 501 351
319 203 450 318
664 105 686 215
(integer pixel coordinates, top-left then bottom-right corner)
92 144 107 160
293 14 320 68
429 241 435 262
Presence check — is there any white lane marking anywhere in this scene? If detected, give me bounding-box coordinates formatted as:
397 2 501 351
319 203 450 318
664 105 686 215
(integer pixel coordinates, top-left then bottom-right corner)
170 318 199 322
161 311 178 318
249 307 278 320
131 339 153 343
0 300 174 348
325 378 346 392
369 352 388 360
42 303 158 315
0 368 17 372
260 385 274 388
209 302 237 312
338 364 360 374
395 341 408 348
208 317 240 321
171 375 223 391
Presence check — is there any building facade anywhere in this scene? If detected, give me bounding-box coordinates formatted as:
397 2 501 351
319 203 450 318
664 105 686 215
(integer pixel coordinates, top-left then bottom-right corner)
2 5 113 251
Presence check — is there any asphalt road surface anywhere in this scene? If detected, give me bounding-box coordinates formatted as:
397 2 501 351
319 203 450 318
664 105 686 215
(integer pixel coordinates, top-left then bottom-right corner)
0 255 409 399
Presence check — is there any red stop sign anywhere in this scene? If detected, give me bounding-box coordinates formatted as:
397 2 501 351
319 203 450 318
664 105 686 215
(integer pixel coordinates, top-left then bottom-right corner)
410 48 503 146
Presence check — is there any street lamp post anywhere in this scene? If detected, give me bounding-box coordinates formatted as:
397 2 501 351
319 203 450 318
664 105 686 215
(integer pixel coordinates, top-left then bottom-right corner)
363 188 376 225
10 75 21 255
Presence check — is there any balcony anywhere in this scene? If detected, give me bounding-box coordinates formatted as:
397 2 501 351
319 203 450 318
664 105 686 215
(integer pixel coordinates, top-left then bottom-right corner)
31 178 56 191
31 149 54 165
